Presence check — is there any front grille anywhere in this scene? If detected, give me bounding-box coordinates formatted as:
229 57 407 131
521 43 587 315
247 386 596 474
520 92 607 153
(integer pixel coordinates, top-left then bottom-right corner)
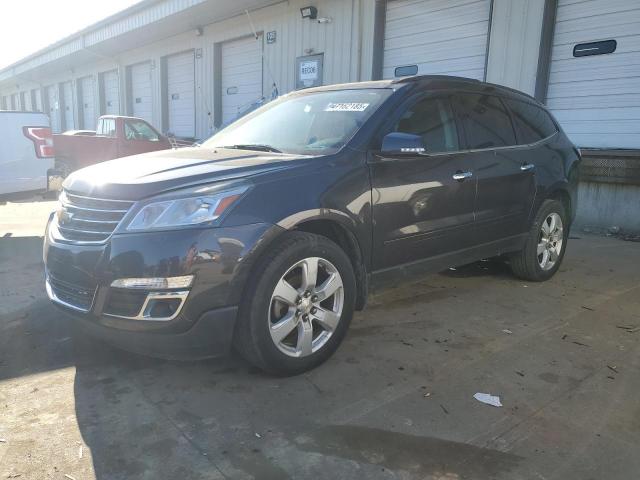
48 272 97 311
55 190 134 243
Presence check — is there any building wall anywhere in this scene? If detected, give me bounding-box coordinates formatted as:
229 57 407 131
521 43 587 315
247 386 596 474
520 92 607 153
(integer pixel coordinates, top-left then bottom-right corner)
0 0 375 140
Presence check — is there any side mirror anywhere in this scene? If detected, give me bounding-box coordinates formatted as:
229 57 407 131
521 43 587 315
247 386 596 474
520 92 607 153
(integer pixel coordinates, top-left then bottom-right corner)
381 132 425 155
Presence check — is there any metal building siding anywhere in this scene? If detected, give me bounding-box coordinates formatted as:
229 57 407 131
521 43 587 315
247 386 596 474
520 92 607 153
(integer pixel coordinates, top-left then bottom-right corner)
382 0 492 80
546 0 640 149
22 92 32 111
130 62 153 125
80 76 96 129
167 50 196 137
61 81 75 131
221 36 263 124
46 86 62 133
102 70 120 115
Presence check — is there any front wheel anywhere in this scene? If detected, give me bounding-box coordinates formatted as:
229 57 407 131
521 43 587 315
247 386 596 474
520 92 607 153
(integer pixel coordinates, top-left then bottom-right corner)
509 199 569 282
234 232 356 375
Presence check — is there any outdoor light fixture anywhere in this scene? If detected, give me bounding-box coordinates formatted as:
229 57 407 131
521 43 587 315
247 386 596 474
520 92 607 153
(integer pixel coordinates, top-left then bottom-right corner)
300 6 318 19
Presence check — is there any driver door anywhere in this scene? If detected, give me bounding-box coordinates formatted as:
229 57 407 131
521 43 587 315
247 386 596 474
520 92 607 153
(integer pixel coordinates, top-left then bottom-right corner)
369 95 477 270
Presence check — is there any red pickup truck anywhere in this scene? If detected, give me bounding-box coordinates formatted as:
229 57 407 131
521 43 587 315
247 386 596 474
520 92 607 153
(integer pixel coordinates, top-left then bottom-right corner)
53 116 187 173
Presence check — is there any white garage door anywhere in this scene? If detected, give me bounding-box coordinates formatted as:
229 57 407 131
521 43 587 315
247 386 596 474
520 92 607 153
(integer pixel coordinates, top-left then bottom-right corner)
221 35 263 124
546 0 640 149
167 51 195 138
130 62 153 125
46 86 61 133
32 89 43 112
102 70 120 115
11 93 20 111
61 81 75 131
22 92 32 111
79 76 96 130
383 0 492 80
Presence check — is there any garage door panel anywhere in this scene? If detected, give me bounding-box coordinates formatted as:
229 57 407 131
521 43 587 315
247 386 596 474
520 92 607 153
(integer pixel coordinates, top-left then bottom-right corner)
549 94 640 110
567 133 638 149
130 62 153 125
547 0 640 148
80 77 96 130
103 70 120 115
385 23 489 51
552 33 640 59
557 0 638 21
62 82 75 131
550 62 640 86
383 0 490 80
221 36 263 125
167 51 195 138
554 107 640 123
386 6 490 37
548 76 640 99
555 15 639 42
383 56 486 79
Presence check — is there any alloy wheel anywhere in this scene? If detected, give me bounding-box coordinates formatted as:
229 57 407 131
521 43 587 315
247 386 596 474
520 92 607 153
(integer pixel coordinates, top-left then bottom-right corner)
268 257 344 357
537 212 564 271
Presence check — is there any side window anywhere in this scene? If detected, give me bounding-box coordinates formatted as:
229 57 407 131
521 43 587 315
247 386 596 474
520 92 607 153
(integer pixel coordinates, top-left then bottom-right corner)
97 119 116 137
454 94 516 149
393 97 459 153
124 120 159 141
505 99 557 144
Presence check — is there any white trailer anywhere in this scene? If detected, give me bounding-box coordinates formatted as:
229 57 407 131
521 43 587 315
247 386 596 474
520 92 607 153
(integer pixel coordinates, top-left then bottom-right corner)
0 111 55 197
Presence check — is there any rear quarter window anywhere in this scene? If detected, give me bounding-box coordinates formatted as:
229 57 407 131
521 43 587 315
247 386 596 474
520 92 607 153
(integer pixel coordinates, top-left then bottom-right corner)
453 94 516 149
504 99 557 144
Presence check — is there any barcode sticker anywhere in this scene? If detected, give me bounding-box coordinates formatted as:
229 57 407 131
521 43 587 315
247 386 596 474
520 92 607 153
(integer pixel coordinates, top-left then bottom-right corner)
325 103 370 112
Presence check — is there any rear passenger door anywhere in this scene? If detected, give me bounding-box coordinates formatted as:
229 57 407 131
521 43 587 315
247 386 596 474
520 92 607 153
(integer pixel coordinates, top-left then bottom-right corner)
369 95 477 270
453 93 536 243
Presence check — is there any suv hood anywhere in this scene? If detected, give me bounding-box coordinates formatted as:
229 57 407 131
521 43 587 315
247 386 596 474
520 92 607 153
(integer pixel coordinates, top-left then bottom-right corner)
63 147 311 200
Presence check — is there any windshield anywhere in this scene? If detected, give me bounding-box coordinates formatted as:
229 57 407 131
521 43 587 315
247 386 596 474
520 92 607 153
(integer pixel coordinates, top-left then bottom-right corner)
203 88 392 155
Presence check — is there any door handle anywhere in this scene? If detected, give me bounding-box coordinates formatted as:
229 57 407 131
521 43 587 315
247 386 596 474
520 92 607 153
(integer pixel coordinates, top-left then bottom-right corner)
452 171 473 181
521 163 535 171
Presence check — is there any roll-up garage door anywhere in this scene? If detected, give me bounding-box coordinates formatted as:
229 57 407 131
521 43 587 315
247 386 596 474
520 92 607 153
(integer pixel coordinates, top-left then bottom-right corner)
46 86 61 133
102 70 120 115
32 89 43 112
22 92 31 111
61 81 75 131
79 76 96 130
11 93 20 111
167 51 195 138
546 0 640 149
130 62 153 125
383 0 492 80
221 35 263 125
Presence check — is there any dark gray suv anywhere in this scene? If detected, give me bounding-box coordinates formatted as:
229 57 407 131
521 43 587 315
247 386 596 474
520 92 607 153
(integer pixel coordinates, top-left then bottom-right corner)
44 76 581 375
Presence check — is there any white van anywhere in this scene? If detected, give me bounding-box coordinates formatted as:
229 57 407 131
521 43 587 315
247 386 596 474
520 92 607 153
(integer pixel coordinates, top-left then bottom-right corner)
0 111 55 197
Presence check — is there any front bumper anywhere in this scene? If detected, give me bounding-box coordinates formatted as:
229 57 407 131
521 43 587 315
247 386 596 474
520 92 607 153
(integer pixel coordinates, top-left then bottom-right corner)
44 218 283 358
58 302 239 360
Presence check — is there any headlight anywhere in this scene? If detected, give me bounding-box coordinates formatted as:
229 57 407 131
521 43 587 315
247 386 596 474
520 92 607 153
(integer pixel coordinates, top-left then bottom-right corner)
125 186 248 231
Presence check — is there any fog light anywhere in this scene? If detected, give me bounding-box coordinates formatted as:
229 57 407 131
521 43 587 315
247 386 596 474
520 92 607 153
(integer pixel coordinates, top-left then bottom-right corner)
111 275 194 290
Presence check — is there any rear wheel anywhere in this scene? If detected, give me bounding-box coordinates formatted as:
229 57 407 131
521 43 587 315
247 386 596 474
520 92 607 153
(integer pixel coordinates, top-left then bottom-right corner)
509 199 569 281
234 232 356 375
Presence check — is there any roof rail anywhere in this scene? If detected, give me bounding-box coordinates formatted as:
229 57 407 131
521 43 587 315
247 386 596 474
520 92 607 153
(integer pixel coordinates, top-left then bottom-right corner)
390 74 482 84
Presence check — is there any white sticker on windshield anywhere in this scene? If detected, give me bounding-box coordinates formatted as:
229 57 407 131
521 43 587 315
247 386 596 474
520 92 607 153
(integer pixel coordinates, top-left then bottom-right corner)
325 102 370 112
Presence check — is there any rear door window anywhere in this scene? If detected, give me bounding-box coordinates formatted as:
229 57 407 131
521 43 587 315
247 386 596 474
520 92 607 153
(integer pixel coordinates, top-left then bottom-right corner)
504 99 557 144
454 94 516 149
96 118 116 137
393 97 459 153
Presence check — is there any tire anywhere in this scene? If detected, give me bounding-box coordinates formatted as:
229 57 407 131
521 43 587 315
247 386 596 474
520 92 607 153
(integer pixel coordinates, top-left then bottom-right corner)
509 199 569 282
234 231 356 376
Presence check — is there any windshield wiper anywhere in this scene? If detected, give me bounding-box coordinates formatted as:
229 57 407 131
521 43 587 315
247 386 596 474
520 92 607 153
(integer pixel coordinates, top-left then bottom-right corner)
220 144 283 153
